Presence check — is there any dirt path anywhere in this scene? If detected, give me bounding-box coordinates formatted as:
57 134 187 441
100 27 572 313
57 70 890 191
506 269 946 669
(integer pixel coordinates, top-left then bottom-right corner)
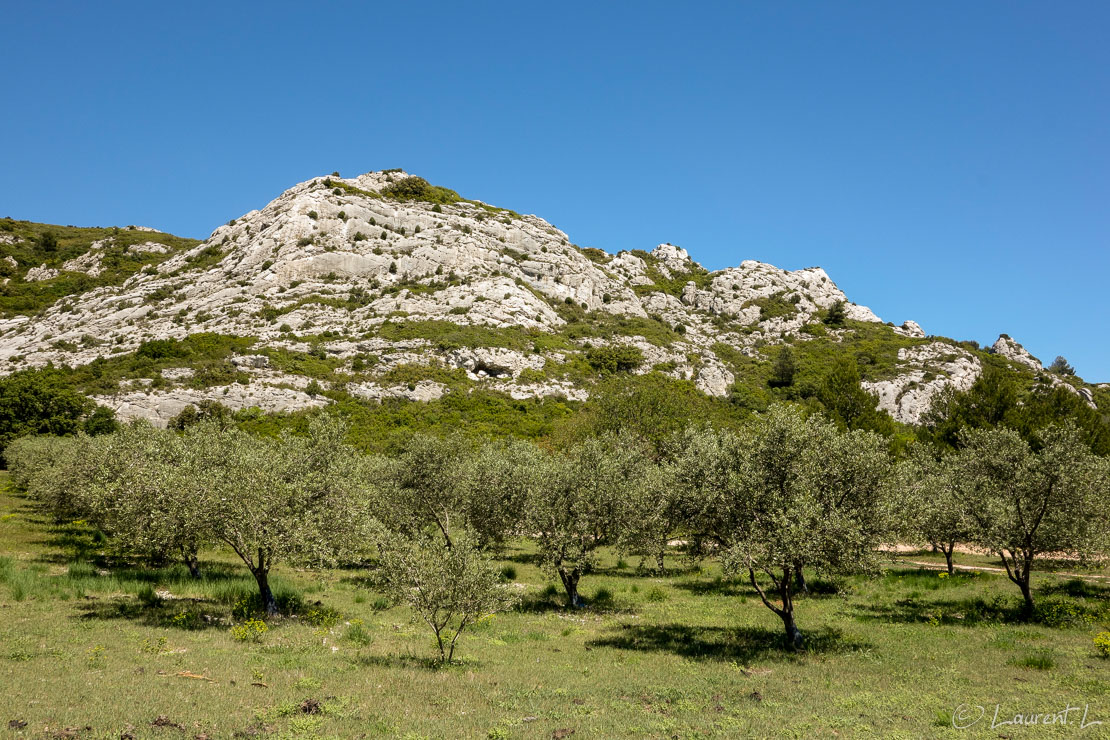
890 557 1110 583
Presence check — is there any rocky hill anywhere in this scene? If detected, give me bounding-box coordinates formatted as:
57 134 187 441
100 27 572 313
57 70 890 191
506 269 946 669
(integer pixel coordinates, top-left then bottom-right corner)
1 171 1104 428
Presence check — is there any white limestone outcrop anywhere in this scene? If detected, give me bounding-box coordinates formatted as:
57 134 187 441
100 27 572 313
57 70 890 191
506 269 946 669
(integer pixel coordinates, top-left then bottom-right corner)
862 343 981 425
2 169 1006 424
992 335 1042 372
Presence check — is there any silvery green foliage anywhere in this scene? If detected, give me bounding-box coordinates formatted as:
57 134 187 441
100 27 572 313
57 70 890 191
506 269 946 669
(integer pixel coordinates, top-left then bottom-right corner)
5 434 98 519
375 433 474 547
81 421 208 567
953 423 1109 611
375 435 540 551
466 438 543 550
378 528 520 663
617 458 683 572
722 404 891 577
891 442 973 573
670 424 747 555
526 433 649 607
676 404 891 647
187 416 380 587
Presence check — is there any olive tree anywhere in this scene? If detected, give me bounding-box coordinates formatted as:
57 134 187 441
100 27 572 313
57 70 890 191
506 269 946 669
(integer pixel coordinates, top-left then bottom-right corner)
80 422 211 575
893 443 973 574
527 434 646 607
618 461 684 573
670 425 747 563
6 427 209 574
678 405 891 649
573 375 709 572
466 438 541 550
5 434 99 519
953 423 1108 614
190 416 377 615
378 528 519 663
377 433 473 547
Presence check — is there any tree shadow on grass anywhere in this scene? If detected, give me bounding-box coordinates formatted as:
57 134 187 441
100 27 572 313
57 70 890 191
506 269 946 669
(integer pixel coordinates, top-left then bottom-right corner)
673 576 752 598
587 622 871 662
673 575 844 601
1037 577 1110 599
515 590 637 616
53 557 252 595
347 653 458 671
32 522 106 563
337 573 381 590
107 561 246 585
851 595 1015 627
75 595 230 631
498 551 544 566
592 560 702 580
75 586 319 631
851 590 1106 629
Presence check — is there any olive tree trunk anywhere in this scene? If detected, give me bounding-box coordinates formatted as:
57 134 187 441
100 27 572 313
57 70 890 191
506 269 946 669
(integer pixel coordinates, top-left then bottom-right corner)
180 542 201 579
748 565 804 650
558 567 584 608
999 549 1036 616
942 542 956 576
252 566 278 617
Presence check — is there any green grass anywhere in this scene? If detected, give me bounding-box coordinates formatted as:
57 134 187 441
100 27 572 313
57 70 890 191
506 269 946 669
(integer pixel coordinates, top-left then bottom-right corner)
2 478 1109 738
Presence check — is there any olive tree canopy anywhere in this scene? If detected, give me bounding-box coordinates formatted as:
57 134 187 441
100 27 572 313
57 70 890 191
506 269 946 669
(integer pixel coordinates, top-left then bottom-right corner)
953 423 1108 614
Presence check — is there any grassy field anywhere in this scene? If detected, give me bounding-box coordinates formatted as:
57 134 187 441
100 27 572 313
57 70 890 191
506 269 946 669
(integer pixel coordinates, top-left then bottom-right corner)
1 476 1109 739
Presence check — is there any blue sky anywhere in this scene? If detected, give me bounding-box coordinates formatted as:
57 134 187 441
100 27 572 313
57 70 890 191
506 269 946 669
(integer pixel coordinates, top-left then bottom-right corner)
2 1 1107 379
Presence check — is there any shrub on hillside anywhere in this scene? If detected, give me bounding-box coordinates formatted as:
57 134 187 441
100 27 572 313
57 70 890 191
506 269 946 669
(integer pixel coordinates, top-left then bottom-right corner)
824 300 847 326
584 345 643 375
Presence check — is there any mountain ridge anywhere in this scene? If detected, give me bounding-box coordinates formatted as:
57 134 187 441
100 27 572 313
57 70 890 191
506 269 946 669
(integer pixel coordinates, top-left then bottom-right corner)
0 171 1104 429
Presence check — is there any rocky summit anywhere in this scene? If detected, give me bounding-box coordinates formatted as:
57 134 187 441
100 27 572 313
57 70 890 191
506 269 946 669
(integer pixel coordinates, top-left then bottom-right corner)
0 171 1103 427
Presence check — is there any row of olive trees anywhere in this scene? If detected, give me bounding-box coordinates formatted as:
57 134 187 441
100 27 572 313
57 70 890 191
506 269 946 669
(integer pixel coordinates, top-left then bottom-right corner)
7 403 1108 652
7 417 377 616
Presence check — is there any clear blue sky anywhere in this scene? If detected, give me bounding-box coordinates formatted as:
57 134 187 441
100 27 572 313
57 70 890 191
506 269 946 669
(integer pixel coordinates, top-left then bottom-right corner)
2 1 1107 380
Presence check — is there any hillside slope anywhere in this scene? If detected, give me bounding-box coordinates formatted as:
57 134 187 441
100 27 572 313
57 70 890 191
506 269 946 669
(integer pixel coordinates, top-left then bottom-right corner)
1 172 1103 428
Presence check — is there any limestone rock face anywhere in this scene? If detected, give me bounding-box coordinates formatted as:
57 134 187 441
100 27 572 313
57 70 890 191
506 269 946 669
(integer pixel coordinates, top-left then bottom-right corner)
694 361 735 397
992 335 1042 372
160 367 194 381
2 169 980 423
862 343 982 425
348 380 447 403
24 264 59 282
651 243 700 273
128 241 170 255
445 347 545 379
94 383 329 427
893 320 925 338
231 354 271 369
62 240 108 277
